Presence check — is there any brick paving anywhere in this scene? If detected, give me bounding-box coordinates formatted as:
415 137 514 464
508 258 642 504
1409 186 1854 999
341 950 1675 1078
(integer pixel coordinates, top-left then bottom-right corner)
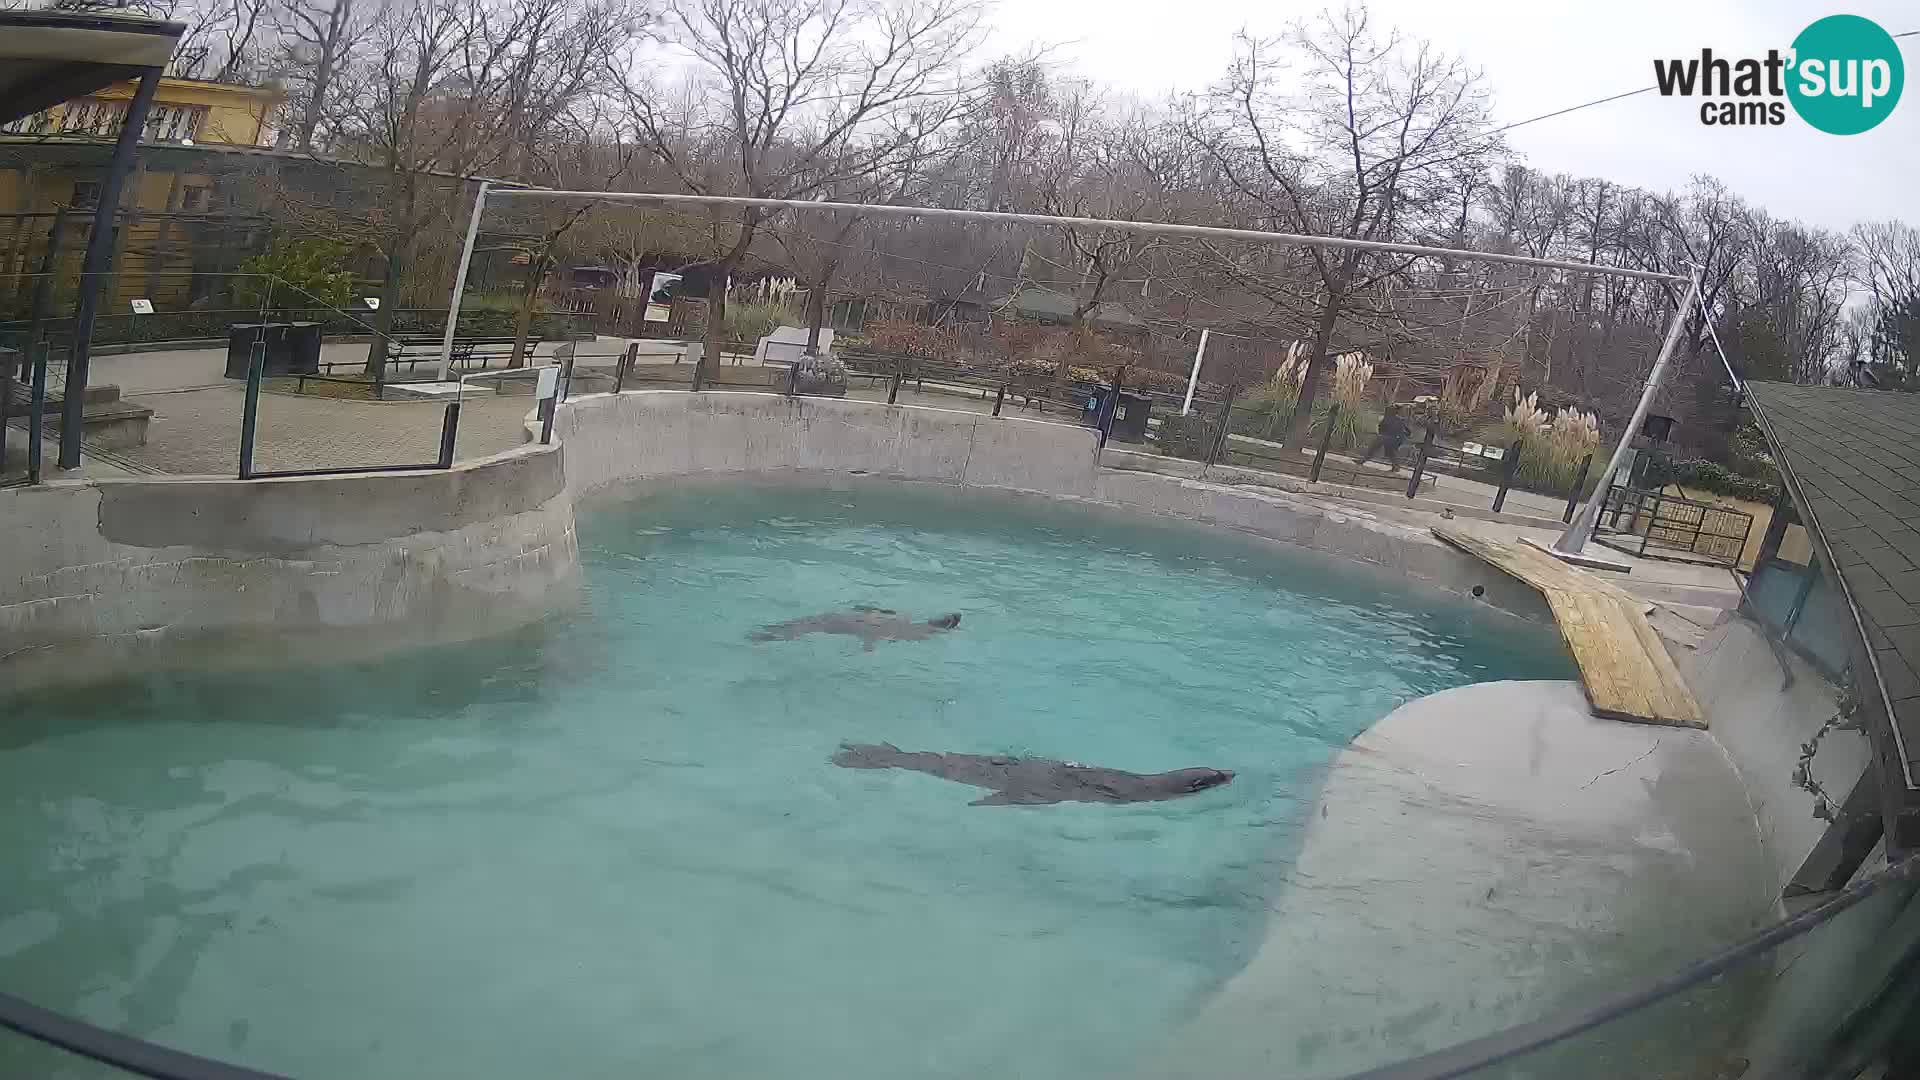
122 385 536 476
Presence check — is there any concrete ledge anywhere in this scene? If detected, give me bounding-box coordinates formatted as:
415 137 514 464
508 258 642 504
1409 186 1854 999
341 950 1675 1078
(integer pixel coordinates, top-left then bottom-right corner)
1 443 579 695
550 392 1552 621
1148 680 1773 1080
554 390 1101 500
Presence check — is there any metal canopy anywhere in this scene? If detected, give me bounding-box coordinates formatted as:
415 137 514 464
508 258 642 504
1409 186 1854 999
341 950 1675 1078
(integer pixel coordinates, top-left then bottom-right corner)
0 10 185 126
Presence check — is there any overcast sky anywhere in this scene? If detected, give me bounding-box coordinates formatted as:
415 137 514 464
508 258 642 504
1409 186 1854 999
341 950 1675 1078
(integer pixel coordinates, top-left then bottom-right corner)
986 0 1916 234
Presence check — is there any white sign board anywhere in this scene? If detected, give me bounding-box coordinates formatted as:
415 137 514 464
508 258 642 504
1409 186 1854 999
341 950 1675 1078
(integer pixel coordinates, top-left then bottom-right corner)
535 365 559 401
755 325 831 366
129 298 154 315
363 296 381 311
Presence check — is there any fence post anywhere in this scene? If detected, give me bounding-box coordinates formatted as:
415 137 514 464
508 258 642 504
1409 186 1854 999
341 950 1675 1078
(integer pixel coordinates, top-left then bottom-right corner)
887 361 902 405
239 344 264 479
1406 425 1436 499
437 400 461 468
539 396 556 445
26 342 48 484
558 344 576 403
0 352 11 478
1564 453 1594 523
1207 390 1237 466
615 342 634 394
1097 371 1126 448
1309 403 1339 483
993 382 1006 417
1492 439 1521 513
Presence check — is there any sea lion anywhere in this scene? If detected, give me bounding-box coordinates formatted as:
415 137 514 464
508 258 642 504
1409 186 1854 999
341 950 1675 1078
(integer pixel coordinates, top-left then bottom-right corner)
749 608 962 651
831 743 1234 806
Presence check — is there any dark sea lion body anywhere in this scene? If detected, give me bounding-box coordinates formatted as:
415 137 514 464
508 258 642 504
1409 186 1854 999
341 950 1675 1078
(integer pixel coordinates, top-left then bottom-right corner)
750 608 961 650
832 743 1234 806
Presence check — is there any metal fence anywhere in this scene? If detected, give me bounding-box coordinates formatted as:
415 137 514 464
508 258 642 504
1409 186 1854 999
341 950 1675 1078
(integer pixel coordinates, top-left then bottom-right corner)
1596 485 1754 567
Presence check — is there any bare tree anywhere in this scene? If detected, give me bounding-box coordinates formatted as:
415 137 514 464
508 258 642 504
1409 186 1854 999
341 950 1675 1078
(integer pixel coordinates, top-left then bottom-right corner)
276 0 372 151
1189 5 1500 445
613 0 984 385
1852 220 1920 376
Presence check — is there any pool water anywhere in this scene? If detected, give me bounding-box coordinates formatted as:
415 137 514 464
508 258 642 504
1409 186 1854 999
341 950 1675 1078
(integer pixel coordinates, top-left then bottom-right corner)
0 483 1573 1080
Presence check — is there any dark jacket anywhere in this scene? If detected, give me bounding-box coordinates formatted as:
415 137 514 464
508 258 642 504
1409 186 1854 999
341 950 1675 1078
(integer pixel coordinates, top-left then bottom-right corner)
1377 414 1413 444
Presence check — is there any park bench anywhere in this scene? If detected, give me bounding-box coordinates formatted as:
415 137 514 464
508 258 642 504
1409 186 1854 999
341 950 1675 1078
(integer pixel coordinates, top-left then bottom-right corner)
376 335 545 375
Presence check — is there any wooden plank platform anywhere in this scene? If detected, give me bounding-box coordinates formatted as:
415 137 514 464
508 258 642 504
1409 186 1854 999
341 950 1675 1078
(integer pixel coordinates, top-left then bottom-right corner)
1433 526 1705 729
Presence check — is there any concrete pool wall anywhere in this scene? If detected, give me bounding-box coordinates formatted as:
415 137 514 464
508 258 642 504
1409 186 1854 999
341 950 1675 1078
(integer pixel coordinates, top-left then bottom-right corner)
0 386 1897 1074
553 391 1552 620
0 443 577 693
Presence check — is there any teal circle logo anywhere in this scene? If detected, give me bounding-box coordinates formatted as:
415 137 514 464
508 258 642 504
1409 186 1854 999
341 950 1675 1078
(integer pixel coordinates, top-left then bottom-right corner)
1787 15 1904 134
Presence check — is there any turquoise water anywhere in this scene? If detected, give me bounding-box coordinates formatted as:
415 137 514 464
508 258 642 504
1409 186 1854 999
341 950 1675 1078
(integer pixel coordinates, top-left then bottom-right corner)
0 483 1573 1080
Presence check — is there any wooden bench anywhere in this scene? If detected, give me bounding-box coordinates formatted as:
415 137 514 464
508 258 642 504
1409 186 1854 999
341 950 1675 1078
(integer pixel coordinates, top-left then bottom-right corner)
378 335 544 375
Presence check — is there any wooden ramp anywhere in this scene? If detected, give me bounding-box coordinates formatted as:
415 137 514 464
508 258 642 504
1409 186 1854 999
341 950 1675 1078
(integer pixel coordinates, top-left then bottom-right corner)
1433 526 1704 729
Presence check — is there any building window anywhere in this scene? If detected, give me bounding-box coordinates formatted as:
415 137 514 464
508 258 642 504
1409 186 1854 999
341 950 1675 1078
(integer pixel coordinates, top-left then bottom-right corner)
70 181 102 209
145 104 206 142
180 186 211 212
0 97 208 141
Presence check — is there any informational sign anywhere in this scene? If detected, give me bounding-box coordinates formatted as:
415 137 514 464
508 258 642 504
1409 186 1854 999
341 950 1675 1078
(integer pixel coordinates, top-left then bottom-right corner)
535 365 559 401
644 303 672 323
129 298 154 315
363 297 381 311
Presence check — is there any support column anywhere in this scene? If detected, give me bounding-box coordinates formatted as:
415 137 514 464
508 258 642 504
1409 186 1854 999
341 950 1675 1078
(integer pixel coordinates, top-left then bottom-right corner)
59 67 162 470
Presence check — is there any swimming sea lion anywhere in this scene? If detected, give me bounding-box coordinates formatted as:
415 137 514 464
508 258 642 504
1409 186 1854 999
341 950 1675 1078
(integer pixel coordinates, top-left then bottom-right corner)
831 743 1234 806
749 609 962 651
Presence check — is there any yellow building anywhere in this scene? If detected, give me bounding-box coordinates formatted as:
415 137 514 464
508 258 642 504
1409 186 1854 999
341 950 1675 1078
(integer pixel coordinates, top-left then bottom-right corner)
0 78 282 316
0 76 279 147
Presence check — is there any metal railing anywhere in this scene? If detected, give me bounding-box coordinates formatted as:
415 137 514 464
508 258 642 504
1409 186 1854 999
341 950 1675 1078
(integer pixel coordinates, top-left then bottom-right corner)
1596 485 1755 567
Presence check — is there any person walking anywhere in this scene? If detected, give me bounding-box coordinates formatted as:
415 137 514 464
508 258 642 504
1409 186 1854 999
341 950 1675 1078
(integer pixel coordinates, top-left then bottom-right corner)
1358 404 1414 473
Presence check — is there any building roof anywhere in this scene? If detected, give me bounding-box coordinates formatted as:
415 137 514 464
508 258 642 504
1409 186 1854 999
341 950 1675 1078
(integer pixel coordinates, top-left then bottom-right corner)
1744 382 1920 817
0 10 184 126
1002 286 1145 331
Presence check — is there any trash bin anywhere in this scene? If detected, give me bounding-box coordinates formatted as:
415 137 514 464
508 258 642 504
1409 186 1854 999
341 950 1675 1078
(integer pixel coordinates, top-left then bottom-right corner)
225 322 323 379
1081 385 1152 442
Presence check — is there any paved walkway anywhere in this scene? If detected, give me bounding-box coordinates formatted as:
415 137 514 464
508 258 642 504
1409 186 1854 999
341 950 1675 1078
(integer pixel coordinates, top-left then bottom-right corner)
122 385 535 476
71 341 586 476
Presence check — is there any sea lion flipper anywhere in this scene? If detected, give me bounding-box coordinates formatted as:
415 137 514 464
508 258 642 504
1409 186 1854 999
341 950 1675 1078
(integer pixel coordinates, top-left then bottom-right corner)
851 605 897 614
972 790 1055 807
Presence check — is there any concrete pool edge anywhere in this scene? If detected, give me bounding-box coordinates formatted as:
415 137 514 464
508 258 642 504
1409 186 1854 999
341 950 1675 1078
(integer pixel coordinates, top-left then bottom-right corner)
553 391 1555 624
0 441 579 695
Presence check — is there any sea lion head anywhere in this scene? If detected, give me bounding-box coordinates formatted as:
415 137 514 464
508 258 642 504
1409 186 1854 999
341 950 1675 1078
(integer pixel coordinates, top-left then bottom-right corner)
930 613 962 630
1161 767 1234 795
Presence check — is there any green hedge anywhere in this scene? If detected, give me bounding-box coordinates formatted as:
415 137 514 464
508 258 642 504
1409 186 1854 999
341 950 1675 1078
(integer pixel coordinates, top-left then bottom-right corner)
1644 457 1780 503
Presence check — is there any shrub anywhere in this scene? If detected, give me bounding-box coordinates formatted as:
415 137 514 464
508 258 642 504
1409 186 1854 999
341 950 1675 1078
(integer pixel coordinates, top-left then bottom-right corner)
234 235 355 316
724 301 802 345
1156 412 1219 461
1645 458 1780 503
1310 399 1379 453
1229 346 1306 440
1478 390 1599 494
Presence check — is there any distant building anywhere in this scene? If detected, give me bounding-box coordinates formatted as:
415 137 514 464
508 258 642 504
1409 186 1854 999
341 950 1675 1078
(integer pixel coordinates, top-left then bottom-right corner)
0 78 287 317
1 75 279 147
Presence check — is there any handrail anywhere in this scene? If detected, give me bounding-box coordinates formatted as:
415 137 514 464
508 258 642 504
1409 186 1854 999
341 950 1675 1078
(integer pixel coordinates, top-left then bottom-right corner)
5 854 1915 1080
0 989 293 1080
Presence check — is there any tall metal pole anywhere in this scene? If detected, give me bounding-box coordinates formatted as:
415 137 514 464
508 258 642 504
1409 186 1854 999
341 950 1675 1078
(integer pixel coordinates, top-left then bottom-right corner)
1181 328 1209 416
1554 273 1702 556
486 189 1685 285
436 180 490 382
59 67 162 470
